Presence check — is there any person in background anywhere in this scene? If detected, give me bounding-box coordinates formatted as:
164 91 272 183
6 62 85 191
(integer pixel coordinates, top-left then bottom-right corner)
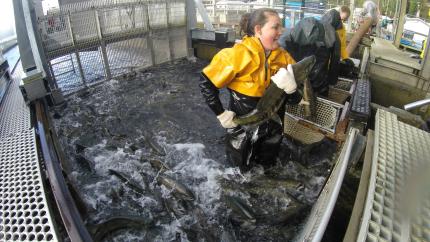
337 6 351 60
199 8 302 171
362 0 379 28
280 10 341 96
332 6 356 77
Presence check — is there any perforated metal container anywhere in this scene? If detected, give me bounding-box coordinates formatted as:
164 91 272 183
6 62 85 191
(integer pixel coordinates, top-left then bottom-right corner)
328 77 355 105
284 97 344 144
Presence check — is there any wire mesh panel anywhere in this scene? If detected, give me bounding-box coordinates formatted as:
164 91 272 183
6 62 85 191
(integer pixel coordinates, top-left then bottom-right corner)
169 27 187 59
148 2 168 29
335 77 354 91
284 97 342 144
152 29 171 64
38 0 188 95
60 0 141 13
77 47 106 86
70 10 98 44
169 1 186 27
38 14 73 53
284 115 325 144
106 37 152 76
99 5 148 38
49 54 84 94
285 98 342 133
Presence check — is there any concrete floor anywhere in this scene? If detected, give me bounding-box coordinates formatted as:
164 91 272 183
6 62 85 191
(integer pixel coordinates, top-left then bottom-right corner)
371 38 421 70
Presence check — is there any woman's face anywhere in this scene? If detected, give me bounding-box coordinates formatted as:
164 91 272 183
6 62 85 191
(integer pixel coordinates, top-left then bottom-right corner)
255 14 282 51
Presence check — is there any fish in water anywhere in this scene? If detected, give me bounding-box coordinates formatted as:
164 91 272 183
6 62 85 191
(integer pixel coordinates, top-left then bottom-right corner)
157 175 195 201
258 199 308 225
74 142 88 153
163 197 188 219
108 169 146 195
233 56 316 127
220 229 237 242
144 133 166 156
149 159 171 172
246 176 305 193
75 154 95 173
224 195 256 223
88 215 153 242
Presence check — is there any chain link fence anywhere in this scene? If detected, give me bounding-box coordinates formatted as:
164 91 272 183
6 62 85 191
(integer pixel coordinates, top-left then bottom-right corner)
38 0 187 95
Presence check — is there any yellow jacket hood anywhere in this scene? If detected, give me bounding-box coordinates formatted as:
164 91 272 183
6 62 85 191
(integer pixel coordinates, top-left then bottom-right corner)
202 36 295 97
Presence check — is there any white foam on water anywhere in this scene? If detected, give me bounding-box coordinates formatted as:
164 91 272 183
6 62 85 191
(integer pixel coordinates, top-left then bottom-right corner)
71 122 82 128
155 215 193 242
109 231 146 242
304 176 326 202
82 179 116 210
167 143 237 216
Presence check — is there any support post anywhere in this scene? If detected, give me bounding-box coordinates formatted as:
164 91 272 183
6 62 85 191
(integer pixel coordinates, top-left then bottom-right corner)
66 13 86 86
347 0 354 32
94 10 112 80
186 0 197 58
194 0 214 31
394 0 407 48
144 4 156 65
420 28 430 81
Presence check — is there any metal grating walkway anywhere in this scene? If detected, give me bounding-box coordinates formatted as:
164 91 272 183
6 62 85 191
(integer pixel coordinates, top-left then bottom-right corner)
357 109 430 242
0 64 59 241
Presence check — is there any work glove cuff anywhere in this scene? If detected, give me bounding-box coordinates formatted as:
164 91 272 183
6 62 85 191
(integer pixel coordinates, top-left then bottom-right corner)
271 65 297 94
216 110 238 129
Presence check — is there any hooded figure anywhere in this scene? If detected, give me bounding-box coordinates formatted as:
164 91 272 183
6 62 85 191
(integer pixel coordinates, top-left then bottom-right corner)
280 14 341 96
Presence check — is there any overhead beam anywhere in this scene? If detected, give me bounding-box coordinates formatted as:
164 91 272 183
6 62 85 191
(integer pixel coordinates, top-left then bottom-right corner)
194 0 214 31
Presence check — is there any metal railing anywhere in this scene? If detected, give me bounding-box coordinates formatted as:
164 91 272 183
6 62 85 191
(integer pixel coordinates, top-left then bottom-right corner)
37 0 187 95
200 2 326 27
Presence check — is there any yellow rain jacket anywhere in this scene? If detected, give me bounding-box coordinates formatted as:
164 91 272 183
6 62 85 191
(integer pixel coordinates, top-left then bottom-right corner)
202 36 296 97
337 25 349 60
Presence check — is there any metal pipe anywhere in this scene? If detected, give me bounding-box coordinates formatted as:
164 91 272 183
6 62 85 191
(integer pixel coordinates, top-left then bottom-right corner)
297 128 359 242
346 17 373 57
404 98 430 111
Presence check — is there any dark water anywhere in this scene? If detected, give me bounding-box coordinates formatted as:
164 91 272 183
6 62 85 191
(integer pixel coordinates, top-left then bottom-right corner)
52 58 336 242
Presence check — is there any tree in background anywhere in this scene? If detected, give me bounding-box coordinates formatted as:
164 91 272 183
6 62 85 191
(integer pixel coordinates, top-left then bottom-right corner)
419 0 429 20
326 0 427 19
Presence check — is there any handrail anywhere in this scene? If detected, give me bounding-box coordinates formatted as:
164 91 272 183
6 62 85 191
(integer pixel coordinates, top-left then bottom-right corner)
35 99 93 242
404 98 430 111
296 128 359 242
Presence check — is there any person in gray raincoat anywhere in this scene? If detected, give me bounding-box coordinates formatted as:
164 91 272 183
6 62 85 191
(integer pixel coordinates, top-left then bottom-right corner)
279 11 341 96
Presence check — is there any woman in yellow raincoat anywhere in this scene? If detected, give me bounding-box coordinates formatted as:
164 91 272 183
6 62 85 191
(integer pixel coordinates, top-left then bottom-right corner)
199 8 301 171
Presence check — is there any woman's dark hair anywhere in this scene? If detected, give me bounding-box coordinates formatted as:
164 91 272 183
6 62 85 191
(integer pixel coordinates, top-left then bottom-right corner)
239 8 279 36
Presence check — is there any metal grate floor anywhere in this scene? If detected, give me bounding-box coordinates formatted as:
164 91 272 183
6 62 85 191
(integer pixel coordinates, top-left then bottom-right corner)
0 63 59 241
357 109 430 242
0 66 30 138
